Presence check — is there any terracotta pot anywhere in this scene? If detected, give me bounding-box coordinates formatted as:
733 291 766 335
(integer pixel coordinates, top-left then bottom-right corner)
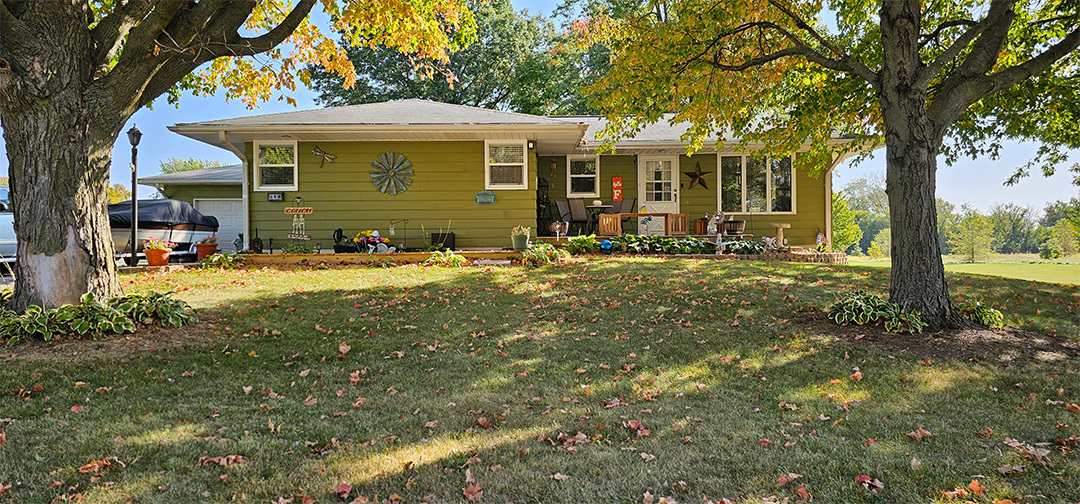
196 243 219 260
145 248 171 266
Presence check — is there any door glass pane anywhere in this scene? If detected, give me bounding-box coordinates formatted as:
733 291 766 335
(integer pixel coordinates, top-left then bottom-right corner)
746 157 767 212
720 156 742 213
771 156 792 212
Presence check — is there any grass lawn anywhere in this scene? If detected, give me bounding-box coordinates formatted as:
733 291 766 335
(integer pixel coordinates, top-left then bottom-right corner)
1 258 1078 503
848 256 1080 285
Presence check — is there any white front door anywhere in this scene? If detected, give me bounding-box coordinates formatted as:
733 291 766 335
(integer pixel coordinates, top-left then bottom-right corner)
637 156 679 234
195 199 245 251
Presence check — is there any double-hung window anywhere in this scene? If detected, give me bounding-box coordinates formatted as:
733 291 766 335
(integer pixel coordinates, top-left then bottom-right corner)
718 154 794 213
485 140 529 190
566 155 599 198
254 141 298 191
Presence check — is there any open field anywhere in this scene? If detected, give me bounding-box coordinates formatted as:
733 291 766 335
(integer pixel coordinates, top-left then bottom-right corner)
848 256 1080 285
1 258 1078 503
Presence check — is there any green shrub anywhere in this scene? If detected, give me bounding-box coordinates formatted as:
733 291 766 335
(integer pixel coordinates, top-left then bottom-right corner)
956 298 1004 328
54 292 136 338
609 234 716 254
828 291 927 334
724 239 769 255
423 250 467 267
199 252 247 269
0 290 197 345
521 242 569 267
281 243 315 254
1039 243 1063 259
111 291 197 328
566 235 600 255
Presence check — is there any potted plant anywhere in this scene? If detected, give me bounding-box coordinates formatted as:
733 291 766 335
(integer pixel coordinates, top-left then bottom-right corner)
195 234 218 260
354 230 390 253
511 225 531 251
142 236 176 266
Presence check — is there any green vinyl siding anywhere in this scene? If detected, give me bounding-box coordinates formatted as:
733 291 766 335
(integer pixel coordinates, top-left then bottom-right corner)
678 154 717 223
247 141 536 249
159 184 241 203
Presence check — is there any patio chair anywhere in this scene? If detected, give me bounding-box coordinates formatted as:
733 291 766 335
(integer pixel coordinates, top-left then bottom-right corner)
554 200 571 224
617 197 637 233
567 198 591 235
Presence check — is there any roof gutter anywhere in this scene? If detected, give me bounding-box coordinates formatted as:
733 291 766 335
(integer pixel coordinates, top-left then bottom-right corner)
218 131 249 250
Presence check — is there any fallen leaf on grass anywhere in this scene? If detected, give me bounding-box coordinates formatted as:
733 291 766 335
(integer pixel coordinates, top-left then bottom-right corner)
906 428 933 441
643 491 654 504
299 369 311 378
0 484 9 495
198 455 248 467
640 452 656 462
551 473 570 481
942 486 968 498
476 416 493 429
334 483 352 499
339 342 351 355
0 432 5 445
70 405 85 413
242 386 253 395
967 479 987 498
910 456 921 470
796 483 811 500
777 473 801 486
855 475 883 493
462 483 483 502
996 464 1026 475
78 459 113 473
303 395 317 406
1004 438 1053 466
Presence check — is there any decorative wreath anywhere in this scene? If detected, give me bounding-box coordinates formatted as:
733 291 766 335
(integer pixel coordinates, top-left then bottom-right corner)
369 152 414 195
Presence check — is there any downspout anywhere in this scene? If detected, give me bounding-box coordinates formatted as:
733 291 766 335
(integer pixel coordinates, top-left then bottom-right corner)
219 130 249 248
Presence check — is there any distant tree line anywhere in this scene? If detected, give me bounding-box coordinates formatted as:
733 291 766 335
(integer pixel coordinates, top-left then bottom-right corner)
833 173 1080 261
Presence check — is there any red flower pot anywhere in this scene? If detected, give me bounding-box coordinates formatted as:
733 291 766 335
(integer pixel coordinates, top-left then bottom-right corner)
196 243 218 260
145 249 171 266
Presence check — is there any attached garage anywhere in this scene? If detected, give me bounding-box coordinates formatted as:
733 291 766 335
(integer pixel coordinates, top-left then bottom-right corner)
139 164 244 251
194 199 244 251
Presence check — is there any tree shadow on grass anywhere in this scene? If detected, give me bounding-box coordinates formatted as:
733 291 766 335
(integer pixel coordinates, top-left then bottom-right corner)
1 260 1077 503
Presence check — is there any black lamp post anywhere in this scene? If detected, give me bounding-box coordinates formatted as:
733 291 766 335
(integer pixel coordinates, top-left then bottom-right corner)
126 125 142 266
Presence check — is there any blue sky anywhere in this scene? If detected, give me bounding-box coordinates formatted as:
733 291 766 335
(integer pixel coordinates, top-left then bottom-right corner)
1 0 1076 211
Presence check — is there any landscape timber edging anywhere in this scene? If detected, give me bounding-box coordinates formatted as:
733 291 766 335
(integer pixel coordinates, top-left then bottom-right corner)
240 251 522 265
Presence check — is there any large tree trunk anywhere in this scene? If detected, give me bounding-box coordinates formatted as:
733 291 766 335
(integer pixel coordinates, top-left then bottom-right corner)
878 1 963 329
0 2 123 310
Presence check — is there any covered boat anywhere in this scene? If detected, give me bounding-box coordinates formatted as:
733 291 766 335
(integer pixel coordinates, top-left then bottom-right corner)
109 199 219 253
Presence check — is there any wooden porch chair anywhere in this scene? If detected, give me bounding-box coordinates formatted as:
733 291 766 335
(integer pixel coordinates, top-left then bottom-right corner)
666 213 690 236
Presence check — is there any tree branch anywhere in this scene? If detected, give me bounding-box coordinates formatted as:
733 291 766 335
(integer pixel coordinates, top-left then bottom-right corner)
90 0 158 73
205 0 316 59
919 19 977 48
921 0 1017 84
765 0 878 84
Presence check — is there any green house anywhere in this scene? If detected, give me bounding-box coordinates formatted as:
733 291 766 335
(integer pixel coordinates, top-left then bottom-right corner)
150 99 849 251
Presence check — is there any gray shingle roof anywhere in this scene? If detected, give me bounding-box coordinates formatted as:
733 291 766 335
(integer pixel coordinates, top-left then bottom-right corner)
174 99 579 128
138 164 242 185
552 114 726 145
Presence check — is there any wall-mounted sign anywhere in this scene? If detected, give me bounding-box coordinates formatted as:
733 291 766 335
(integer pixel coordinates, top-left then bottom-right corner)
283 207 314 215
475 190 496 205
267 192 284 202
287 233 311 240
612 176 623 201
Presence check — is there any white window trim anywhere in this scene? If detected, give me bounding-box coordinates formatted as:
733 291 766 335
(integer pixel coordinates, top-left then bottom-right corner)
253 140 298 192
566 154 600 198
715 153 797 215
484 139 529 190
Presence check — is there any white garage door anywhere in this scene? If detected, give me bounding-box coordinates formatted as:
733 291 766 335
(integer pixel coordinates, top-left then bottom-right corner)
195 199 244 251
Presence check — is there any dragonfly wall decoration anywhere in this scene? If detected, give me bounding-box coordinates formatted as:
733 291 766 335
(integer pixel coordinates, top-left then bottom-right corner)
311 145 337 169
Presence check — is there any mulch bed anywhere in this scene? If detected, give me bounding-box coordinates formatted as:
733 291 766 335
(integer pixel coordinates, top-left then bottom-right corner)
797 309 1080 363
2 314 223 364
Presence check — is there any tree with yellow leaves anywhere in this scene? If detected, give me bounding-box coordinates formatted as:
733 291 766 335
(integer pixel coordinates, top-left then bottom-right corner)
0 0 474 310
